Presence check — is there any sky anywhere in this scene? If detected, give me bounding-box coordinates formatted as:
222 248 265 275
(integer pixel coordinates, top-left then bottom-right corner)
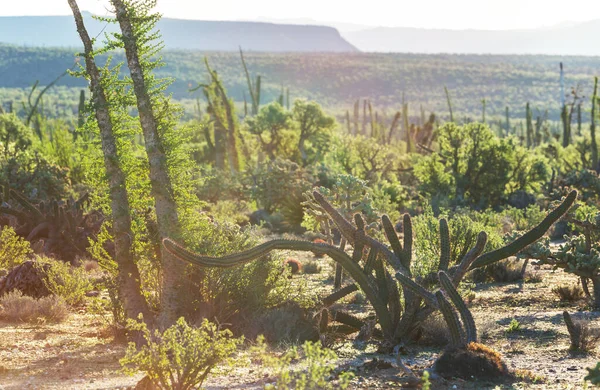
3 0 600 30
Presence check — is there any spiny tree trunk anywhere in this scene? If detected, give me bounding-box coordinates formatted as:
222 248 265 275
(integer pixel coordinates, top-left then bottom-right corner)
68 0 151 322
111 0 183 327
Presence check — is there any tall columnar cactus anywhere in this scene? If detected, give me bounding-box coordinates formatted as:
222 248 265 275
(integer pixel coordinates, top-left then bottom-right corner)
481 99 486 124
591 77 598 172
77 89 85 132
526 102 533 148
505 106 510 136
239 47 261 115
444 86 454 123
164 189 576 346
562 104 571 147
403 103 413 153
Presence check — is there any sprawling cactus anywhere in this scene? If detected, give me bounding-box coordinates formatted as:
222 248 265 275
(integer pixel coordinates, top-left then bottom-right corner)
0 189 102 262
164 189 576 345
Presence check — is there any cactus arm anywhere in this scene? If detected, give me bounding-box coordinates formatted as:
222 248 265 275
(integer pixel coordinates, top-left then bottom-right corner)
439 271 477 343
382 214 403 257
374 258 389 302
364 247 379 274
387 273 401 328
435 291 463 347
312 191 357 243
322 284 358 306
313 191 408 273
439 219 451 272
329 309 365 331
403 214 413 269
334 238 347 289
395 272 438 308
563 311 581 350
0 206 27 221
470 190 577 270
453 231 487 285
9 189 43 220
163 237 394 336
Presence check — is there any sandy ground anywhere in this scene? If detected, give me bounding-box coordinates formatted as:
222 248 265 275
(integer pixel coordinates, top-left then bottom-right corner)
0 256 598 389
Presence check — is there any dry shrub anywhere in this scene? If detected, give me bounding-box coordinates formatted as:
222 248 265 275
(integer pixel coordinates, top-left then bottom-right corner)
434 342 510 380
246 302 320 344
303 260 322 275
565 312 600 353
82 260 100 273
419 313 450 346
552 285 584 302
0 290 69 323
471 258 526 283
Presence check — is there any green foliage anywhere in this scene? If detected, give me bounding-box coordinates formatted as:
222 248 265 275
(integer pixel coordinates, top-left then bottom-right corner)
121 316 242 390
414 122 550 208
506 318 521 333
292 99 335 166
586 362 600 385
245 102 295 161
248 158 313 214
250 336 353 390
36 256 92 306
411 206 504 278
0 226 32 270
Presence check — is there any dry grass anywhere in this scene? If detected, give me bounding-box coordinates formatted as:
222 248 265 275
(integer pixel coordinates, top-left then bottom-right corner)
302 260 322 274
0 291 69 323
552 284 584 302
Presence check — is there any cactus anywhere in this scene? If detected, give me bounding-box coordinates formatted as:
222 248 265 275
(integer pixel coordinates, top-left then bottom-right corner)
77 89 85 134
563 311 581 351
438 219 451 272
505 106 510 135
403 103 413 153
239 47 261 115
444 86 454 123
387 111 401 144
1 190 101 262
481 99 486 124
591 77 598 172
164 189 575 345
526 102 533 147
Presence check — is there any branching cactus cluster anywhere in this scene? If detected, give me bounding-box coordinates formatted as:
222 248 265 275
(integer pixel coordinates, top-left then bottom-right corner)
163 190 576 347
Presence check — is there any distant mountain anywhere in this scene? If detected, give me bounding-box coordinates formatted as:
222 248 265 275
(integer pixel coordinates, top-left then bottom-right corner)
0 13 357 52
344 20 600 55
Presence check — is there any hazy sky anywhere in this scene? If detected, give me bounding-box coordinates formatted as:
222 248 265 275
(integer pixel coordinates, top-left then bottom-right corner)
3 0 600 30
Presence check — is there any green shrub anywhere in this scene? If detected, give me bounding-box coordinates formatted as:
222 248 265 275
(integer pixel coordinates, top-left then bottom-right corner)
36 257 92 306
414 122 550 208
411 206 504 278
251 336 353 390
0 226 32 270
121 317 242 390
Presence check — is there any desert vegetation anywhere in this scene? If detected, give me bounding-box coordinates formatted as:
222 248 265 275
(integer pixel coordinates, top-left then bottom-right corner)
3 1 600 389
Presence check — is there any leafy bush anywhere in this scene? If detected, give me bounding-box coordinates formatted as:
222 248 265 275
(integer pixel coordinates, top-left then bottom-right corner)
0 226 32 270
251 336 353 390
36 257 92 306
412 206 504 278
414 122 549 208
121 317 242 390
0 290 68 323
